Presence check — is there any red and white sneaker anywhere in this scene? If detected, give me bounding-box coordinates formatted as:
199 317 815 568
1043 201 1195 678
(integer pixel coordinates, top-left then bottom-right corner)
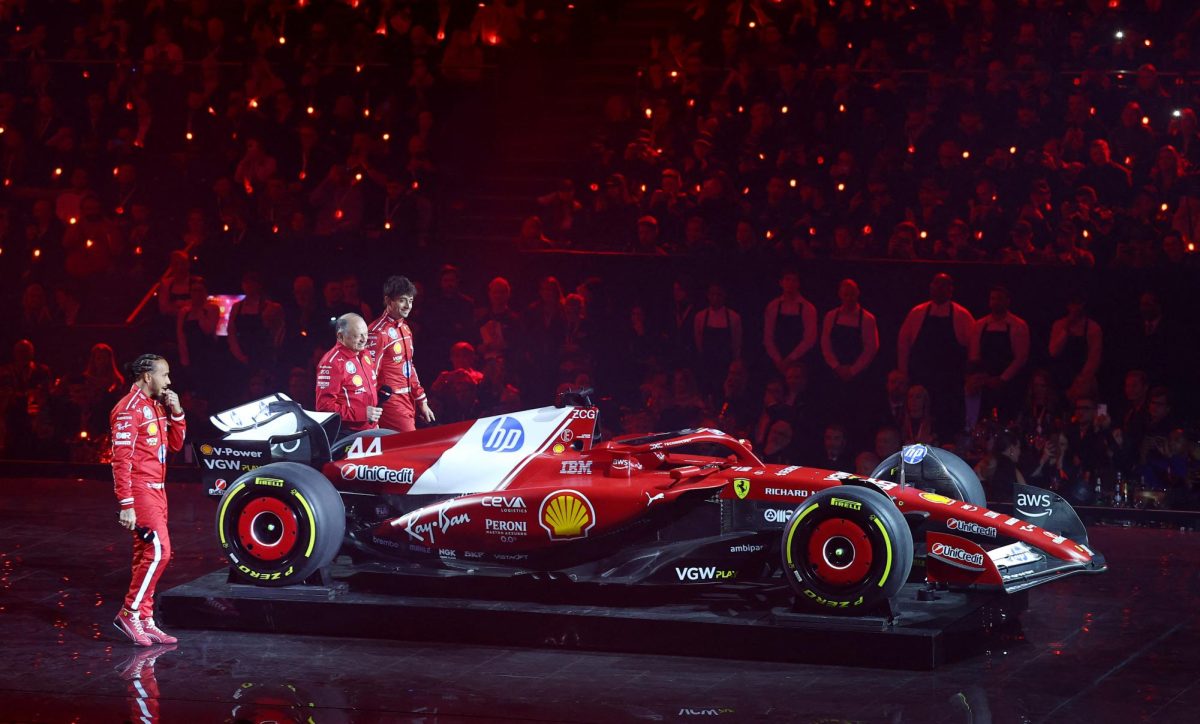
112 608 152 647
116 643 177 680
142 618 178 645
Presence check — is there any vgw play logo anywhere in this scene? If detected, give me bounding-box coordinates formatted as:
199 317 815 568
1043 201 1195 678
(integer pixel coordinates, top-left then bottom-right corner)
481 417 525 452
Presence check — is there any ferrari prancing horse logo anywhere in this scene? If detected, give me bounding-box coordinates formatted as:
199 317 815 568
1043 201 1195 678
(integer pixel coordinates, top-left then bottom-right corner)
733 478 751 499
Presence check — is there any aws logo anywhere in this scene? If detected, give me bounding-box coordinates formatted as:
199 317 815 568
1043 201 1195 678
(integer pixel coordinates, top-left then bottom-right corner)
1016 491 1053 517
539 489 595 540
482 417 524 452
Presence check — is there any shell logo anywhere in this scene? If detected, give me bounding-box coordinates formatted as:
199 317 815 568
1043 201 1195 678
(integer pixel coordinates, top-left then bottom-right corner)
352 374 363 386
919 492 956 505
199 444 213 455
539 489 595 541
393 342 402 354
148 422 159 435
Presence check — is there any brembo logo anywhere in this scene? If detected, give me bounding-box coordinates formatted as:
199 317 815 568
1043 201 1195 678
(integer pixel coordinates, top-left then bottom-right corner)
341 465 414 484
482 417 524 452
946 518 997 537
930 542 986 569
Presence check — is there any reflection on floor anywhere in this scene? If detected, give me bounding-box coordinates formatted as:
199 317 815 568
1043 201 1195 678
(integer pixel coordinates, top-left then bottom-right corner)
1 477 1198 722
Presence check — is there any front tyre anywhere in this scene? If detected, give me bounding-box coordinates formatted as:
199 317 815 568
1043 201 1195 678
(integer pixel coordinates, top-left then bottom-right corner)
216 462 345 586
781 486 913 614
871 445 987 506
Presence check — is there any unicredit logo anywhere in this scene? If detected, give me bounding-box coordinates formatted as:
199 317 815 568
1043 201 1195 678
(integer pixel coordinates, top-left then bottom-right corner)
341 464 414 484
946 518 997 538
930 542 985 568
481 417 524 452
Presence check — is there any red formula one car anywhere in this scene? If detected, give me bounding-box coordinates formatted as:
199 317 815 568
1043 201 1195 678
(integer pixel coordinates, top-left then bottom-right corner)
196 392 1105 614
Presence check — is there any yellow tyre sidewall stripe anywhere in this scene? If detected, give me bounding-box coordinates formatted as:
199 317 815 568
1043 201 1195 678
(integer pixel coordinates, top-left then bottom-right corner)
784 502 819 567
290 489 317 558
871 515 893 587
217 482 248 547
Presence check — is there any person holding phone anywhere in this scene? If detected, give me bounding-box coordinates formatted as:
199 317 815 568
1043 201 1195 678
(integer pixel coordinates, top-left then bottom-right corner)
110 354 186 646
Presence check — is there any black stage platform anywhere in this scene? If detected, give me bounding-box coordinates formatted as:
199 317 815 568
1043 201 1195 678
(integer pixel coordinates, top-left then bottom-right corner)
160 567 1026 670
3 475 1200 722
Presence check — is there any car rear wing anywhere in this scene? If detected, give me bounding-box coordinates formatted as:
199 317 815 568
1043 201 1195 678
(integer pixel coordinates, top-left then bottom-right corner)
194 393 341 497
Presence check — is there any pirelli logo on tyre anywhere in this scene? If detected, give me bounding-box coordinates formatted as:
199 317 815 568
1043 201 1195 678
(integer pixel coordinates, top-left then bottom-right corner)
235 564 295 580
255 477 285 487
830 497 862 511
801 589 865 608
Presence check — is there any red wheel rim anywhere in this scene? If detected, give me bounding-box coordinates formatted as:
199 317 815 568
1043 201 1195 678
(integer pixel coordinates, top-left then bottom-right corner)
806 518 872 586
237 497 299 562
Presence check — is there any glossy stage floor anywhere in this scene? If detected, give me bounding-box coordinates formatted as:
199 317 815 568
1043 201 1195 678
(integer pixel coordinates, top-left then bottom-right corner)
2 475 1198 723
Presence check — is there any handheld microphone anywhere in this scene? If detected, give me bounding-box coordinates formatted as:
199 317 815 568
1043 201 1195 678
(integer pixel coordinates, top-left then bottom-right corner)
378 385 394 405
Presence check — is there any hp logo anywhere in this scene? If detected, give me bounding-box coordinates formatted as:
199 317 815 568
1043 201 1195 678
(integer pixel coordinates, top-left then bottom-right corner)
901 444 928 465
482 417 525 452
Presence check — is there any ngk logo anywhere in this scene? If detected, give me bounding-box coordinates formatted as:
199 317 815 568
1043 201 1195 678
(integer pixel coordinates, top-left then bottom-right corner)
341 465 415 484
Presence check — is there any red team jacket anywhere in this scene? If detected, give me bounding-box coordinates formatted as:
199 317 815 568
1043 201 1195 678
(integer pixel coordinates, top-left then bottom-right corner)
365 313 427 408
315 342 379 432
110 386 187 510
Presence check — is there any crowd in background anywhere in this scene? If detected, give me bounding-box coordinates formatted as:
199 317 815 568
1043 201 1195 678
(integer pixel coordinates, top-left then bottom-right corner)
528 0 1200 270
1 1 1198 509
0 0 594 311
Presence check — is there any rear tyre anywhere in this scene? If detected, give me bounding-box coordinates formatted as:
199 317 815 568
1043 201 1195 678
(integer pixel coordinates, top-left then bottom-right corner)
216 462 345 586
781 486 913 614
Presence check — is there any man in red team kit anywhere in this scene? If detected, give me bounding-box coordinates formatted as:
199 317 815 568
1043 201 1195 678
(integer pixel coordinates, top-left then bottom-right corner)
111 354 186 646
316 313 382 433
367 276 436 432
